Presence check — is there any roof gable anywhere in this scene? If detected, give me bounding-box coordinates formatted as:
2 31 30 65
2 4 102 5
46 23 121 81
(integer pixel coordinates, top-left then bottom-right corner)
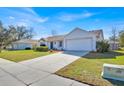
65 27 93 38
46 35 65 41
45 27 104 41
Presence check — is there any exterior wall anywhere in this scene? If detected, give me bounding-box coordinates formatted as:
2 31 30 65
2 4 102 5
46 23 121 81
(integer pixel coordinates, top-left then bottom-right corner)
47 41 63 50
92 36 96 51
96 33 104 41
46 28 97 51
64 29 96 51
47 42 51 49
12 43 33 50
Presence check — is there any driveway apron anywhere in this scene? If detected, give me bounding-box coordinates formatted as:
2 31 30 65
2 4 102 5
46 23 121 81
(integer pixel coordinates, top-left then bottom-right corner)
20 51 89 73
0 51 89 86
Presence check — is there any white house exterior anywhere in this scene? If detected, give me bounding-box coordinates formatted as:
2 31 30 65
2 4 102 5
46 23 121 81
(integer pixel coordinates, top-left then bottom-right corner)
10 39 38 50
46 27 104 51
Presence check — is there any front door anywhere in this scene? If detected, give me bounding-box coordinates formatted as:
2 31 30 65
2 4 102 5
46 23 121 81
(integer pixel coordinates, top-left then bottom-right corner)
50 42 53 49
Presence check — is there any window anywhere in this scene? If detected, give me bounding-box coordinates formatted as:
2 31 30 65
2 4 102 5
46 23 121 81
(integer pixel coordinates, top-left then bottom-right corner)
59 41 63 47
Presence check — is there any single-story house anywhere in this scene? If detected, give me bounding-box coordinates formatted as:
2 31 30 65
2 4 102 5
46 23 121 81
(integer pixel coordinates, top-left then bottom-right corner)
10 39 38 50
46 27 104 51
108 41 120 50
37 38 47 46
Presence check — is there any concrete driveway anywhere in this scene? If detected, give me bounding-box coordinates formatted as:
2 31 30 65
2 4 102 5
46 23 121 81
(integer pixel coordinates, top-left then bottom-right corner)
0 51 89 86
20 51 88 73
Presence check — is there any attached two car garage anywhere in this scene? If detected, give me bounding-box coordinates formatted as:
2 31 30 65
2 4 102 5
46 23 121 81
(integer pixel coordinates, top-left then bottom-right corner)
64 28 96 51
65 38 93 51
47 28 97 51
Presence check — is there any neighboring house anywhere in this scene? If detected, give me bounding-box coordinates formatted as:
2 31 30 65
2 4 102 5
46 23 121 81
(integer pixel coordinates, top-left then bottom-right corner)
46 27 104 51
10 39 38 50
38 38 47 46
108 41 120 50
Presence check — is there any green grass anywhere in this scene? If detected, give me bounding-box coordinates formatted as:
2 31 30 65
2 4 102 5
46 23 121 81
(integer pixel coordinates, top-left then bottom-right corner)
0 50 53 62
56 50 124 86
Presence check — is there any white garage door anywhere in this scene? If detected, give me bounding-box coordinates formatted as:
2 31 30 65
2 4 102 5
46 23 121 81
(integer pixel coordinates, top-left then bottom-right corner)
66 38 93 51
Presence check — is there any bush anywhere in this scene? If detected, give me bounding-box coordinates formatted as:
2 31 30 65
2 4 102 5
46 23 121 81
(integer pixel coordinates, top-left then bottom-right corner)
25 47 31 50
34 46 49 52
96 41 110 53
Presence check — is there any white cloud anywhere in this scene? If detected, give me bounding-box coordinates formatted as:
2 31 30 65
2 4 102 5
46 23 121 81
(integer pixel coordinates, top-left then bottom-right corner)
1 8 48 25
0 7 49 39
8 16 15 20
34 17 49 23
22 8 49 23
58 11 95 22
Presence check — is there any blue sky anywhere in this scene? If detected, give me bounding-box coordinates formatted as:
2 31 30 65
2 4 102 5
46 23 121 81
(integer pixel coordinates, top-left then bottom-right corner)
0 7 124 39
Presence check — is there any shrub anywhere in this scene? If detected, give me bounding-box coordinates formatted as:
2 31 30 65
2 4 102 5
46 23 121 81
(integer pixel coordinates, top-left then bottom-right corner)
25 47 31 50
35 46 49 52
96 41 110 53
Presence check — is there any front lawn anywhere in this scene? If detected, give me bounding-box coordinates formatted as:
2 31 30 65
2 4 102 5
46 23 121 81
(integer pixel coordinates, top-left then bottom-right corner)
0 50 53 62
56 50 124 86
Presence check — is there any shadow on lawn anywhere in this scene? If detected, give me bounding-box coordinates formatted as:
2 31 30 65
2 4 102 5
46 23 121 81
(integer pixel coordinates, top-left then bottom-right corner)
83 51 124 59
105 78 124 86
62 51 88 57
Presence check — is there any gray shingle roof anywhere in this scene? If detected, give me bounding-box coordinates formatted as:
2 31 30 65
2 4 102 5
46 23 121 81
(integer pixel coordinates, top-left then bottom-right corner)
12 39 38 44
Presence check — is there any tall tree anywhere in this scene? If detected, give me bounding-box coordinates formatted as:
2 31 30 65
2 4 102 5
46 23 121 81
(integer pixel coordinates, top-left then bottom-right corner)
0 21 4 52
16 26 33 40
0 21 10 52
109 27 119 50
0 21 34 52
109 27 118 41
119 30 124 47
4 25 18 48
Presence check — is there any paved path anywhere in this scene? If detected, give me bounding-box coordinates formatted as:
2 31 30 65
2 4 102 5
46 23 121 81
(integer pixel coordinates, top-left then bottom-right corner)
0 51 89 86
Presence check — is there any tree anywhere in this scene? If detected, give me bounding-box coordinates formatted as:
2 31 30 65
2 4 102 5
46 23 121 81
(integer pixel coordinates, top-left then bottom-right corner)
96 40 110 53
109 27 118 41
109 27 119 50
119 30 124 47
0 21 10 52
0 21 34 52
16 26 33 40
40 38 46 42
0 22 4 52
